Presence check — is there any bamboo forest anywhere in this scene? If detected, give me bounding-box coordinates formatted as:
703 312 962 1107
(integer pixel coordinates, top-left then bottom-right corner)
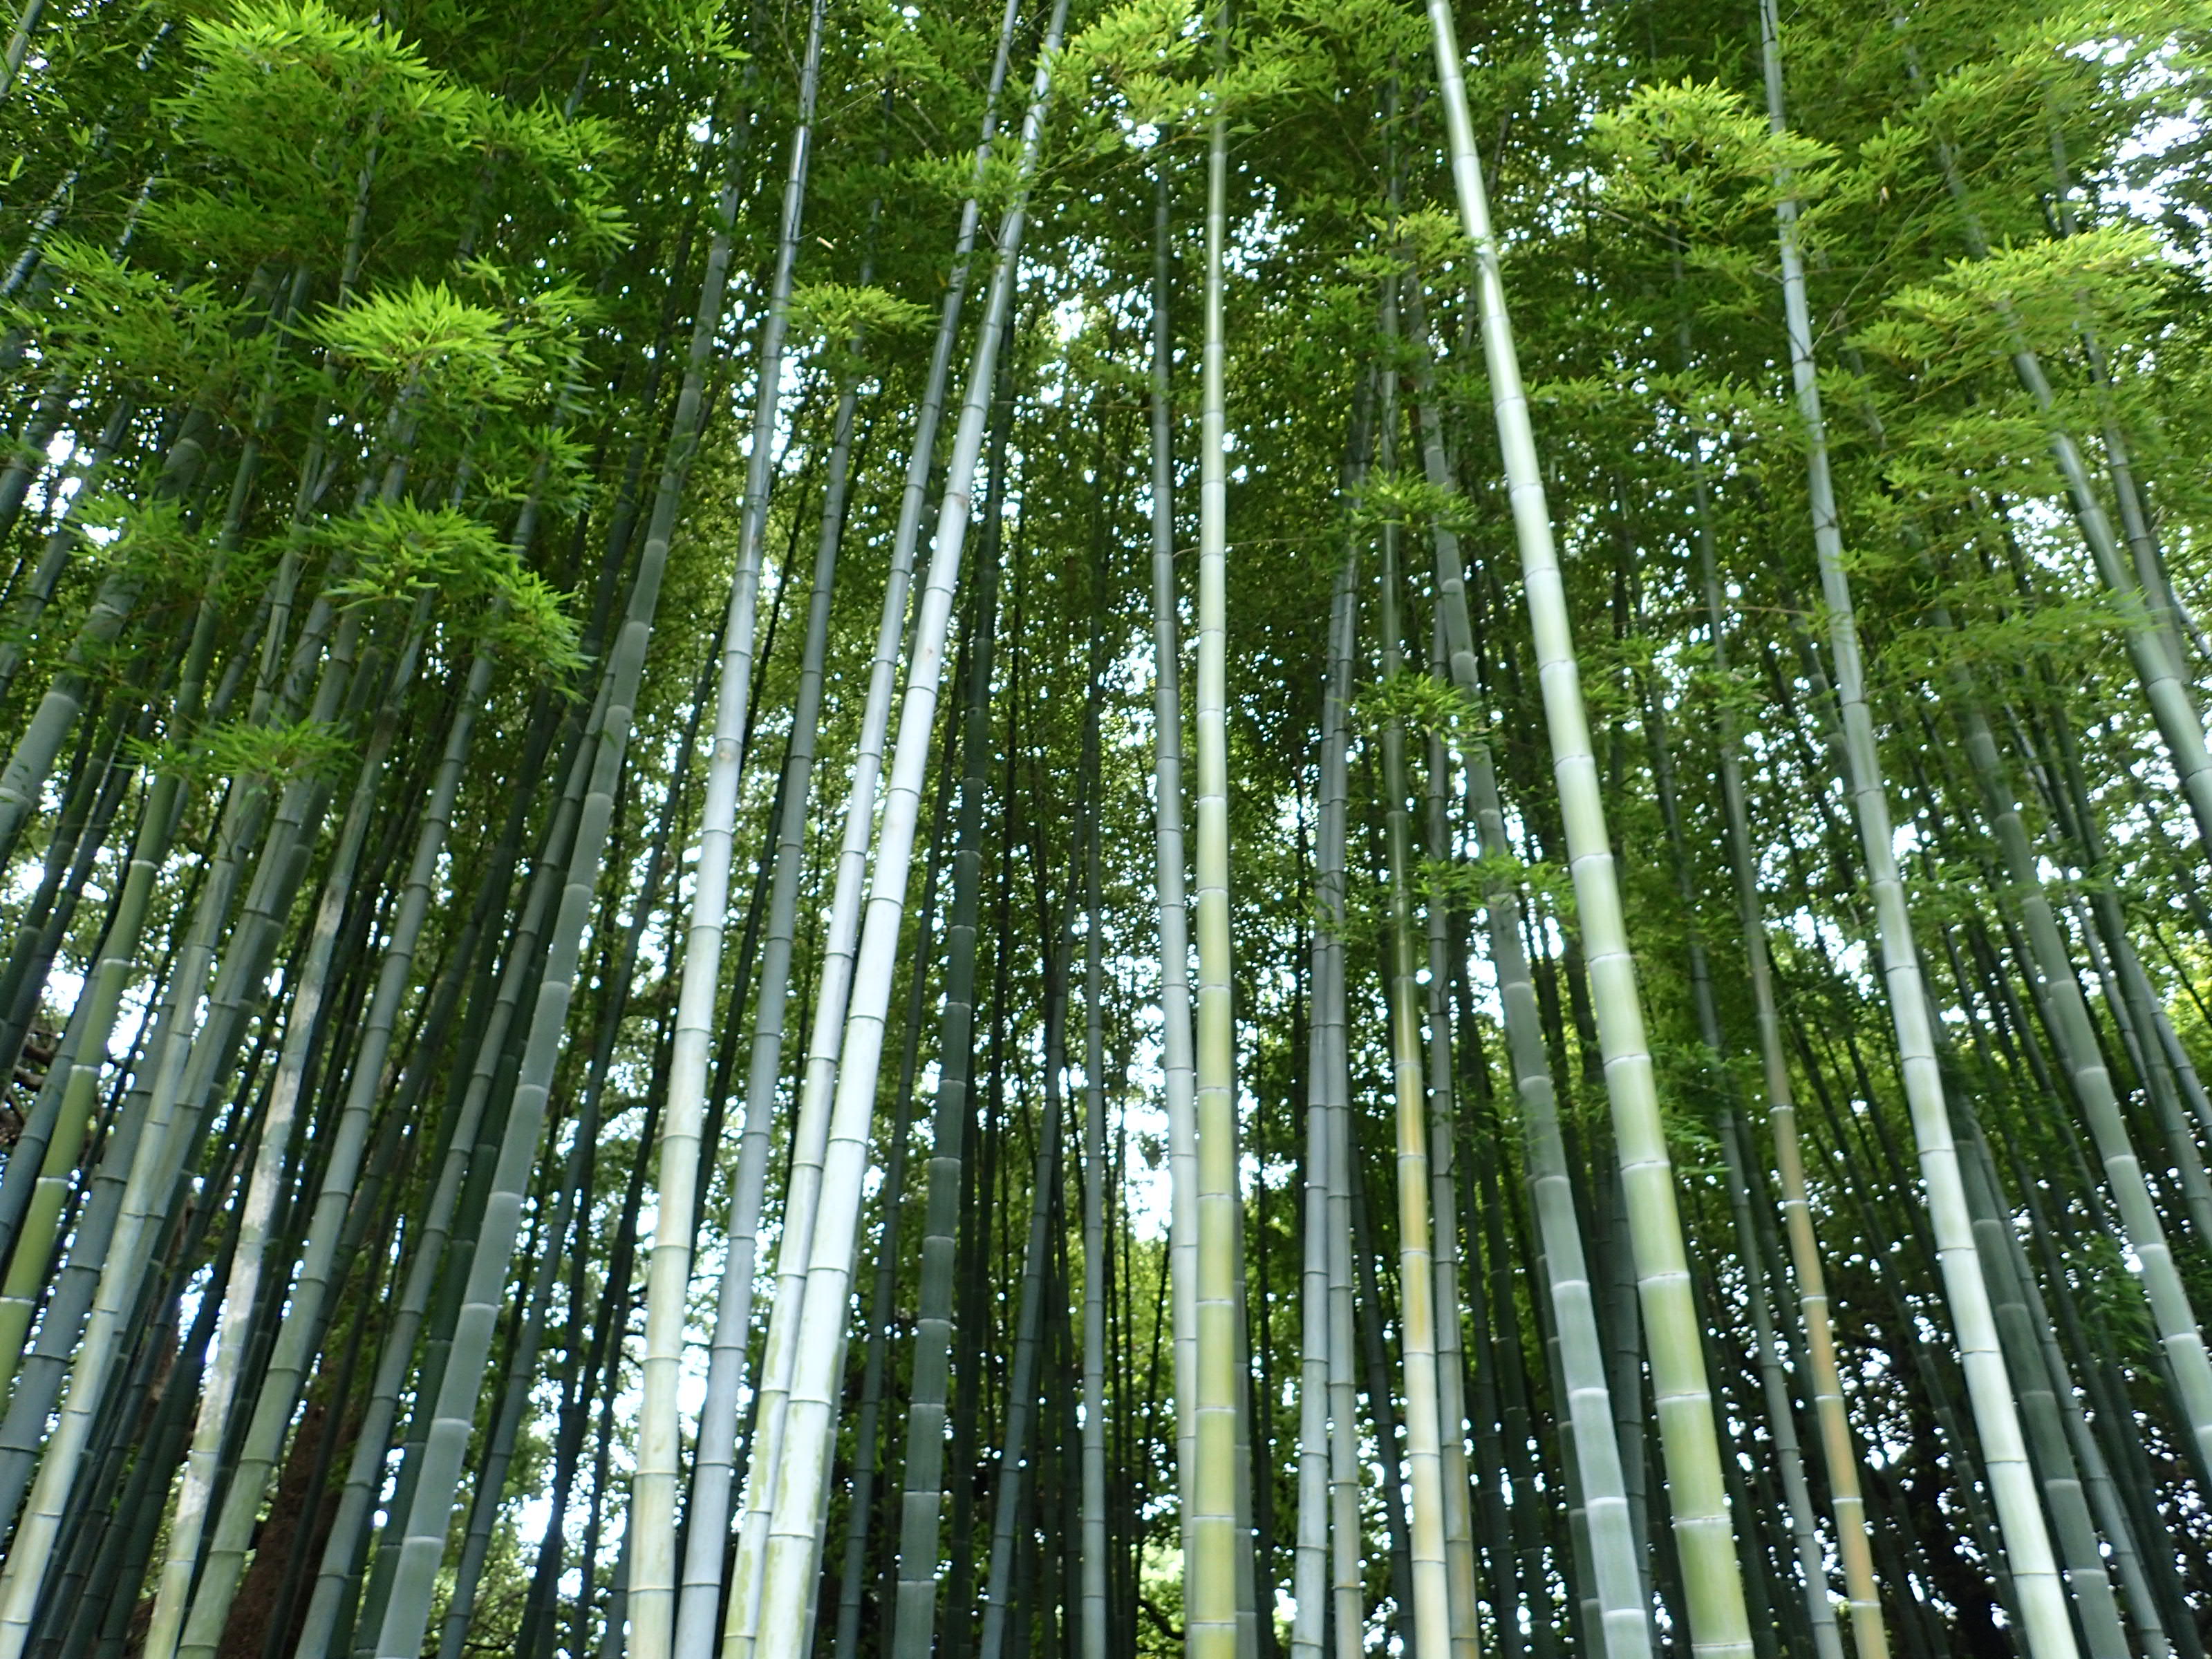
12 0 2212 1655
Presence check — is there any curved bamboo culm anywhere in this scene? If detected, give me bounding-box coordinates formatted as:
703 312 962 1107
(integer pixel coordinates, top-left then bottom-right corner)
422 684 706 1656
626 2 830 1648
838 15 1024 1642
1757 10 2079 1657
4 797 283 1550
739 6 1069 1651
1418 10 1755 1655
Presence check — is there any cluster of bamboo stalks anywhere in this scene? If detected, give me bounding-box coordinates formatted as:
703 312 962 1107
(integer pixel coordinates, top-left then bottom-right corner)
0 0 2204 1657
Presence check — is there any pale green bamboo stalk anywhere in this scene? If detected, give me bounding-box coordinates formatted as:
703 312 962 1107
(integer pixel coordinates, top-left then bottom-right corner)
1147 154 1201 1544
628 7 828 1648
435 1174 577 1659
1685 401 1887 1659
1421 980 1481 1659
1374 294 1453 1659
1421 15 1752 1651
1324 1073 1365 1659
1315 564 1365 1659
1756 9 2077 1653
1185 44 1250 1659
1419 641 1486 1659
365 729 607 1656
1291 931 1333 1659
697 24 1018 1638
1078 620 1111 1659
1293 453 1362 1659
737 10 1067 1653
827 740 946 1659
1394 277 1647 1659
885 368 1009 1659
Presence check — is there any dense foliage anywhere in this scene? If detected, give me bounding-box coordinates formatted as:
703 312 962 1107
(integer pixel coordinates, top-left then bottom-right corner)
0 1 2208 1658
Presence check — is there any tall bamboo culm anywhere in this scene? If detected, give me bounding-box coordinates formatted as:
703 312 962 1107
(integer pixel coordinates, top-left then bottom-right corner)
1419 10 1756 1655
1757 6 2077 1655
